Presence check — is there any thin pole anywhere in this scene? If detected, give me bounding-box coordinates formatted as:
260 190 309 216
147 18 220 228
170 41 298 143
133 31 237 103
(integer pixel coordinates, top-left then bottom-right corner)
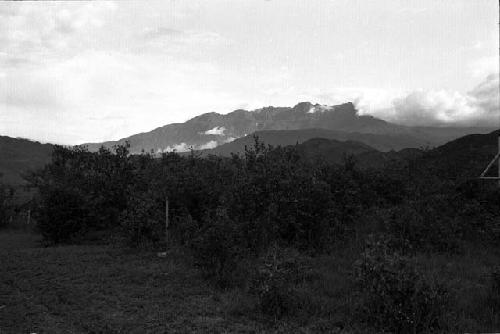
498 136 500 187
165 197 169 249
26 209 31 225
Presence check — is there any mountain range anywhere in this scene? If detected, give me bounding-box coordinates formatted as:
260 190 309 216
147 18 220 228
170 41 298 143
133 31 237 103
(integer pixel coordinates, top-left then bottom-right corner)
84 102 495 154
1 101 497 188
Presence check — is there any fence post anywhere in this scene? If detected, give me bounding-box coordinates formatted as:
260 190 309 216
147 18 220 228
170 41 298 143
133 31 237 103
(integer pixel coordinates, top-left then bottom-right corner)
165 197 169 249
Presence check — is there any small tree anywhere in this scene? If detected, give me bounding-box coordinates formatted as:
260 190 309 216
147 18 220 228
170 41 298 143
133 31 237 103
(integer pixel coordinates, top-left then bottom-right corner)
0 180 14 228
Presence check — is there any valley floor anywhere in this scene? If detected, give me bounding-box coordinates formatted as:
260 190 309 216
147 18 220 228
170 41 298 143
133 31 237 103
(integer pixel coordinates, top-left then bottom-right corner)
0 230 499 333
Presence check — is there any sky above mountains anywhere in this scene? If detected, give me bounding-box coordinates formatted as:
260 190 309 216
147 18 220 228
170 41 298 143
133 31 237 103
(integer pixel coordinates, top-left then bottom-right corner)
0 0 498 144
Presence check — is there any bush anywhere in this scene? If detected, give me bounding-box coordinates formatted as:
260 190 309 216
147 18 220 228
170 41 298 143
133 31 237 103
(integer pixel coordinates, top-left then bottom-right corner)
120 190 164 248
35 187 89 243
190 209 246 287
250 245 310 319
170 211 198 247
487 266 500 309
384 197 463 253
353 235 450 333
27 144 132 243
0 182 14 228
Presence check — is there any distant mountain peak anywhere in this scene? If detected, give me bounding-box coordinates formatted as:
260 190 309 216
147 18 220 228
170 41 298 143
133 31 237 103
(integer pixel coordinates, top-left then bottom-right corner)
83 101 496 154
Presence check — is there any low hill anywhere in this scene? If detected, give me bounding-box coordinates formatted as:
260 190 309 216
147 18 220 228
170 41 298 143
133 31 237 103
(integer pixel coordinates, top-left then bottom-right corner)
0 136 53 186
203 128 429 155
294 137 377 164
414 129 500 180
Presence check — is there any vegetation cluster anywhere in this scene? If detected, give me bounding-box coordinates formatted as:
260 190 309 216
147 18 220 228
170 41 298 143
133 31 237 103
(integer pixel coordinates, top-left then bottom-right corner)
2 136 499 332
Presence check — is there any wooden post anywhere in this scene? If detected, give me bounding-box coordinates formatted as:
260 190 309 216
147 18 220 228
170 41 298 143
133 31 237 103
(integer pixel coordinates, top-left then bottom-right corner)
165 197 169 249
26 209 31 225
498 135 500 188
158 198 170 257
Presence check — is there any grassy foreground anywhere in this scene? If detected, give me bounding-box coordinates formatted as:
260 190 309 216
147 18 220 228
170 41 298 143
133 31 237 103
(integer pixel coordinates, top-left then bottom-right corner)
1 230 499 333
0 231 266 333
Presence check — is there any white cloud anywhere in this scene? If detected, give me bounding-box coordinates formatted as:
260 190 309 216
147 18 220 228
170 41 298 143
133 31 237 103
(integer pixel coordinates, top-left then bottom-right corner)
366 73 500 127
0 0 498 144
298 73 499 127
204 126 226 135
390 90 477 126
162 142 191 153
224 137 236 143
469 56 499 79
198 140 218 150
0 1 117 67
307 105 333 113
0 47 245 144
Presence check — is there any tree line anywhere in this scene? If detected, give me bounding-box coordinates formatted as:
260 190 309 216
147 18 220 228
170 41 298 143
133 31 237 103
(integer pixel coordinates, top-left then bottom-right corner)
9 136 500 332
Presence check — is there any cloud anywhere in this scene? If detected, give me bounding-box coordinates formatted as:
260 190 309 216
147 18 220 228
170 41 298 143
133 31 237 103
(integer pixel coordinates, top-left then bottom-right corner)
161 142 191 153
297 73 499 127
468 73 500 119
203 126 226 135
468 54 499 78
367 73 499 127
0 48 246 144
390 91 477 126
198 140 218 150
307 104 333 113
142 27 183 40
0 1 116 67
138 26 228 55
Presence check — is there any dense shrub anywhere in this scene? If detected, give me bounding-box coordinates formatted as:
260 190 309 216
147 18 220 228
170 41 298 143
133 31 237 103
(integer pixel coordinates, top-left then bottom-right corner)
120 190 164 247
27 136 500 274
27 144 132 242
487 266 500 309
353 235 450 333
190 209 247 287
111 138 363 254
384 198 463 253
250 245 309 319
0 182 14 228
35 187 90 243
384 189 500 253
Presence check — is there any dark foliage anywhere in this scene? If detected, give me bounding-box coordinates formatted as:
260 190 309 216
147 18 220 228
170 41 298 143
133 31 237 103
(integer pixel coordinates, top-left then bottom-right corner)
25 132 500 329
487 266 500 309
0 181 15 228
27 144 132 243
353 235 450 333
249 245 311 319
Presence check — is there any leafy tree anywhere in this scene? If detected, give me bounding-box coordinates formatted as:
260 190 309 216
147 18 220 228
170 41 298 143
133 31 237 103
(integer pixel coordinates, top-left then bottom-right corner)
0 179 14 228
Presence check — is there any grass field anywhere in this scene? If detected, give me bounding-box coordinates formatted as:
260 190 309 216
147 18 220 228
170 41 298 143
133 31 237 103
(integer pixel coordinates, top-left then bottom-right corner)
1 230 499 333
0 230 353 333
0 231 269 333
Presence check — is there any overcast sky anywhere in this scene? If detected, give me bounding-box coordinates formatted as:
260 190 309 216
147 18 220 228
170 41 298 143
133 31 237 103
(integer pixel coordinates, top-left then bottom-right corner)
0 0 498 144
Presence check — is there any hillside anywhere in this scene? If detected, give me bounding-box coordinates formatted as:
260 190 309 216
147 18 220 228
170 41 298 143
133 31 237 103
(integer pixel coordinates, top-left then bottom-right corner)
414 129 500 180
294 138 377 163
1 123 496 188
292 138 424 169
0 136 53 186
202 128 429 155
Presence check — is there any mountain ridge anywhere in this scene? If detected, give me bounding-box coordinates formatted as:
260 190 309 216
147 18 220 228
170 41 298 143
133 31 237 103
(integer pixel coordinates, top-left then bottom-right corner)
83 101 496 154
